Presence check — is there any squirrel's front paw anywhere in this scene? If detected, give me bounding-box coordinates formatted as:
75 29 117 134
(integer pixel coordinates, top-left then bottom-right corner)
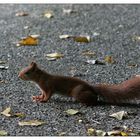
32 95 48 102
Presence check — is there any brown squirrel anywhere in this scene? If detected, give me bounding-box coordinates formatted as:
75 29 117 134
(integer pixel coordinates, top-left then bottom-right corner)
18 62 140 105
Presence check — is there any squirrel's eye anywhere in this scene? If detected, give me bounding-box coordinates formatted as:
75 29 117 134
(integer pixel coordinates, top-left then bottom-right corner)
25 71 30 75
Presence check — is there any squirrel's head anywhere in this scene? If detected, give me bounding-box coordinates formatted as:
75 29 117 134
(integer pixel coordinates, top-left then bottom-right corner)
18 62 38 81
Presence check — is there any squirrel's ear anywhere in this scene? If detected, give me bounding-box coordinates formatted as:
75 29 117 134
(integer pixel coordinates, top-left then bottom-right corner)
30 62 37 68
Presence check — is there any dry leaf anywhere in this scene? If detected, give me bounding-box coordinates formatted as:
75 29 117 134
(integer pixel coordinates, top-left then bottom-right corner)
18 36 38 46
30 34 40 38
104 56 114 64
63 8 75 14
0 60 6 64
65 109 79 115
15 12 28 16
18 120 46 126
107 130 121 136
109 111 128 120
96 130 106 136
121 131 128 136
1 107 11 117
86 60 104 65
127 64 137 68
73 36 91 43
59 34 72 39
78 119 83 123
0 65 9 69
87 128 95 136
82 50 95 56
46 53 64 59
58 132 67 136
44 11 53 18
0 130 8 136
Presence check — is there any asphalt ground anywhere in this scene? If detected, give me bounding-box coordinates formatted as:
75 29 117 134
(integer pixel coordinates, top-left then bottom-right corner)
0 4 140 136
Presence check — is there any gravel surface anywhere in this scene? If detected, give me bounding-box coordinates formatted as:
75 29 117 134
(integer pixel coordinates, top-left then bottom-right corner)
0 4 140 136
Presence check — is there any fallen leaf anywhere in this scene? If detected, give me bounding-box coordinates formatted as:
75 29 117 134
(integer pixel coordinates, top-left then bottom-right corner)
127 63 137 68
82 50 95 57
18 120 46 126
96 130 106 136
78 119 83 123
104 56 114 64
44 11 53 18
1 107 11 117
65 109 79 115
109 111 128 120
59 34 72 39
58 132 67 136
73 36 91 43
0 80 8 84
132 35 140 41
87 128 95 136
121 131 128 136
63 8 75 14
15 12 28 16
0 130 8 136
18 36 38 46
46 53 64 59
107 130 121 136
0 65 9 70
0 60 6 64
86 60 105 65
30 34 40 38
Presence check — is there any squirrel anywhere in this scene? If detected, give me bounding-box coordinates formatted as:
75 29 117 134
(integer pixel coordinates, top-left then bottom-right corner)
18 62 140 106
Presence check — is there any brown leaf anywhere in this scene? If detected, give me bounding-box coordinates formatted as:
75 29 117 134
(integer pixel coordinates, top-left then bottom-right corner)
17 36 38 46
104 56 114 64
14 113 26 118
15 12 28 16
73 36 91 43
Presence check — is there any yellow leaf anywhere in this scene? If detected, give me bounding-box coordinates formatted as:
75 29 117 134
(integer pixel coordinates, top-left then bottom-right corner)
121 131 128 136
0 130 8 136
15 12 28 16
87 128 95 136
65 109 79 115
18 120 46 126
104 56 114 64
74 36 91 43
1 107 11 117
18 36 38 46
44 11 53 18
82 50 95 56
46 53 64 59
